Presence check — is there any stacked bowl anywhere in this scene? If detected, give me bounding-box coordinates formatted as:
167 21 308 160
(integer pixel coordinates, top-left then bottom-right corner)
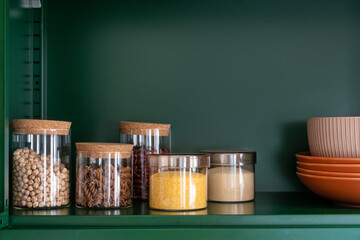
296 117 360 207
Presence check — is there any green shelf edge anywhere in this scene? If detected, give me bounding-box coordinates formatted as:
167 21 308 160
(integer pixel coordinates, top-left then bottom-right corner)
1 228 360 240
8 214 360 229
8 192 360 229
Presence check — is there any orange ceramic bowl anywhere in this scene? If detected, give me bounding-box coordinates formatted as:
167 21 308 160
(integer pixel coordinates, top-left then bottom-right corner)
297 172 360 206
296 152 360 164
297 161 360 173
297 167 360 178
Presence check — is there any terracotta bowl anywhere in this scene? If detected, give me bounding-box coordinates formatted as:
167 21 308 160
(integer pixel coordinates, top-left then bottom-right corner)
297 172 360 206
297 167 360 178
297 161 360 173
307 117 360 158
296 152 360 164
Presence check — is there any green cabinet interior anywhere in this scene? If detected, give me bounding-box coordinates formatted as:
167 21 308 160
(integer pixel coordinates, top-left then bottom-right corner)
2 0 360 238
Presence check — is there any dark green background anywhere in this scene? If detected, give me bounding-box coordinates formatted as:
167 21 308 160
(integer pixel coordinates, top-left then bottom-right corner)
45 0 360 192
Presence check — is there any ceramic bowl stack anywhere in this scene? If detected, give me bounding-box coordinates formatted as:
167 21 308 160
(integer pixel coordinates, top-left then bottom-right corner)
296 117 360 207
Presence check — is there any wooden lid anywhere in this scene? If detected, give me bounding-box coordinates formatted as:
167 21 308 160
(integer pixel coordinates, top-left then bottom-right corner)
76 142 133 159
12 119 71 135
119 121 171 136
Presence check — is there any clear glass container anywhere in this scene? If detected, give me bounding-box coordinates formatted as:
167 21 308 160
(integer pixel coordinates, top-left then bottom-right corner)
147 154 210 211
76 143 133 209
203 150 256 203
11 119 71 209
150 209 208 215
119 121 171 200
207 202 255 215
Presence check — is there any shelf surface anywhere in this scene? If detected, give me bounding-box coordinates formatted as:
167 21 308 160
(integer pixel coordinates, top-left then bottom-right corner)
8 192 360 228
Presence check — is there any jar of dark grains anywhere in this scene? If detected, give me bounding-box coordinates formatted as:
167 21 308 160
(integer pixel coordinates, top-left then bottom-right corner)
76 143 133 209
119 121 171 200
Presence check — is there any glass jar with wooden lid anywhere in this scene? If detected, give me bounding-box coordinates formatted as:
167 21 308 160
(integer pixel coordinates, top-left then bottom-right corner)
76 143 133 209
12 119 72 209
119 121 171 200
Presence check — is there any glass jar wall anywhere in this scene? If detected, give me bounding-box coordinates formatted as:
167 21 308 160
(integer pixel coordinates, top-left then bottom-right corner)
76 143 133 209
11 119 71 209
203 150 256 203
148 154 209 211
119 121 171 200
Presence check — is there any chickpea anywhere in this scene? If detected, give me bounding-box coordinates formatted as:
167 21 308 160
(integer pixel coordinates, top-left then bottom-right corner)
33 169 39 175
12 148 70 208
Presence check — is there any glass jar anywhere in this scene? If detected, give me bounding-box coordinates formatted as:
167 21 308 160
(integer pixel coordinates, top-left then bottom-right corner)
119 121 171 200
203 150 256 202
11 119 71 209
147 154 210 211
150 209 208 215
76 143 133 209
207 202 255 215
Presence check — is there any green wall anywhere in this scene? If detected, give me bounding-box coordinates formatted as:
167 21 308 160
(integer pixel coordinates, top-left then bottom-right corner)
46 0 360 192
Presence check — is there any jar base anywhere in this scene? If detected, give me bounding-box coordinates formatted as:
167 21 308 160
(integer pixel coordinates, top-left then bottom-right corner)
12 204 70 210
208 199 255 203
149 206 207 212
75 204 132 209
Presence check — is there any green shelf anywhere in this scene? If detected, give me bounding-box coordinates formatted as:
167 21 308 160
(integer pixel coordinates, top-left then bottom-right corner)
8 192 360 229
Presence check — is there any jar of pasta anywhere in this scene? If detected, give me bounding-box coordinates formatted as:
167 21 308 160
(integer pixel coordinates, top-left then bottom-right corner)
76 143 133 209
147 154 209 211
119 121 171 200
11 119 71 209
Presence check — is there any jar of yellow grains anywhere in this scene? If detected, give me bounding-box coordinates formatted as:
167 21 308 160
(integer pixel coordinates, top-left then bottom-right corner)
147 154 210 211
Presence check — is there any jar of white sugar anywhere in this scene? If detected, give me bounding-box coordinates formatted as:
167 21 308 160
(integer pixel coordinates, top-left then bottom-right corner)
203 150 256 203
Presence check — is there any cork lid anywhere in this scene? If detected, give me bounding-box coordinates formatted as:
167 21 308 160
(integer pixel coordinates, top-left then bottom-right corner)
76 142 133 159
119 121 171 136
12 119 71 135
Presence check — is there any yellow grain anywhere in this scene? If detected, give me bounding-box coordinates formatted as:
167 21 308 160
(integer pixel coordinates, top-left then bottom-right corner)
149 171 207 210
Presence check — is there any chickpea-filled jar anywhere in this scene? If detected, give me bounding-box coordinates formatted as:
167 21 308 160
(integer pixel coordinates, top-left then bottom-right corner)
148 154 210 211
11 119 71 209
203 150 256 202
119 121 171 200
76 143 133 208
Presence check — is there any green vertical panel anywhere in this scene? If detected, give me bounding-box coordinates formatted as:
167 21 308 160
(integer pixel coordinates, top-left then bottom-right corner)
0 0 9 229
5 0 42 222
8 1 42 121
46 0 360 192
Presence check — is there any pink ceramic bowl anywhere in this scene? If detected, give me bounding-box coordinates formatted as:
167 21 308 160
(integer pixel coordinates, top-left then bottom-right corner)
307 117 360 158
